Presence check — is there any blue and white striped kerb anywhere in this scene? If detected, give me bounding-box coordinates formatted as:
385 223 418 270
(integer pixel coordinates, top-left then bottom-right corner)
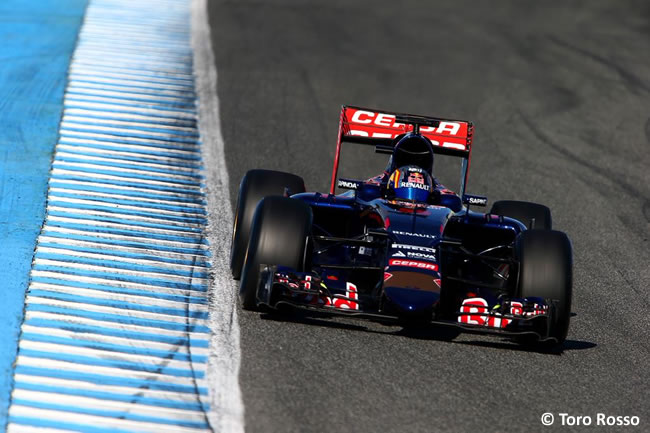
7 0 214 431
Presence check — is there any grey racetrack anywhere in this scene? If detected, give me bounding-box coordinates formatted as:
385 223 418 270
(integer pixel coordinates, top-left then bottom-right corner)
208 1 650 431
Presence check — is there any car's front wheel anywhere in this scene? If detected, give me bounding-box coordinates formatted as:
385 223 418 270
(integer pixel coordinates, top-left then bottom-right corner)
239 196 313 310
230 169 306 280
515 229 573 347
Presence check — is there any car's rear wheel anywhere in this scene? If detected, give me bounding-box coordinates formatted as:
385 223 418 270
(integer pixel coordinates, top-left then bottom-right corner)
239 196 313 310
490 200 552 230
515 229 573 347
230 169 306 280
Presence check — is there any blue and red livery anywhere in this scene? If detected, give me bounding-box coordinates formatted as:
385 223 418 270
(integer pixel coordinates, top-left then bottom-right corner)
230 106 573 348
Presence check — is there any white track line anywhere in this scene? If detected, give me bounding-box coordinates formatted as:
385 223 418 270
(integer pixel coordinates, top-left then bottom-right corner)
17 340 204 372
36 245 208 269
192 0 245 431
13 373 207 403
15 356 207 387
20 325 209 356
37 237 209 262
23 310 210 340
47 178 204 199
28 283 209 311
13 389 206 421
8 406 207 433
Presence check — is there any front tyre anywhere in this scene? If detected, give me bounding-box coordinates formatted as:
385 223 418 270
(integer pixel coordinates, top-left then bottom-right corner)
230 169 306 280
515 229 573 346
239 196 312 310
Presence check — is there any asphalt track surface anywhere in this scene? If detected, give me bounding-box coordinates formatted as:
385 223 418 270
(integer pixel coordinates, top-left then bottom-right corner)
208 1 650 431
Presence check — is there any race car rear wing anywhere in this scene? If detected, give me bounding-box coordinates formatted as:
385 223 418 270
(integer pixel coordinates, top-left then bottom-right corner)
330 105 474 195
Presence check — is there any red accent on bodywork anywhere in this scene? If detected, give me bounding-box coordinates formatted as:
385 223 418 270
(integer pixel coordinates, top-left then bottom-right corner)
458 298 488 325
388 259 438 271
330 107 346 194
366 212 383 227
332 282 359 310
458 297 512 328
398 207 430 215
330 106 474 194
342 107 472 152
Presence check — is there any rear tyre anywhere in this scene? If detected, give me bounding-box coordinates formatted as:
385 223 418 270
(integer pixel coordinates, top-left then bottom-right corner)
239 196 312 310
515 230 573 347
230 169 306 279
490 200 552 230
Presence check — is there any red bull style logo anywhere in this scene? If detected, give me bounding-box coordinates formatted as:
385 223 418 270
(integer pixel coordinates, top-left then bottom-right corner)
408 172 424 184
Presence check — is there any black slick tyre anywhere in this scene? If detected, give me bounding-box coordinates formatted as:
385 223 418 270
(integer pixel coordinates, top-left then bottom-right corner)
239 196 312 310
490 200 552 230
515 229 573 347
230 169 305 280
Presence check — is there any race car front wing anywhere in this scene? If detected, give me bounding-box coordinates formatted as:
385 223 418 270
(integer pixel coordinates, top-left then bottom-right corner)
255 265 560 343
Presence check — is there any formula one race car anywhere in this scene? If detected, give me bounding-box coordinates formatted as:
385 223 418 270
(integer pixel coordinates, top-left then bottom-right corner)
230 106 573 348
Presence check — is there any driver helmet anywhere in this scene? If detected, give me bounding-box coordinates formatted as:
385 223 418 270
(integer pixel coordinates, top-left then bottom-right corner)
387 165 433 202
